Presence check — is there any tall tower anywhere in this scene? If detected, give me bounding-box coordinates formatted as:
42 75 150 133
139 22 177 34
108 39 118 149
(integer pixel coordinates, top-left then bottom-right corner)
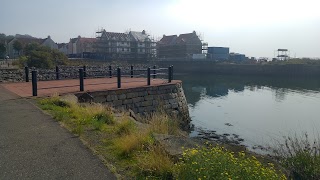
277 49 289 60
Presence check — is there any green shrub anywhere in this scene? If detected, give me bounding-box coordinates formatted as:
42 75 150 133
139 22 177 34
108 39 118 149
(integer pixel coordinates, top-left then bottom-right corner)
175 146 286 180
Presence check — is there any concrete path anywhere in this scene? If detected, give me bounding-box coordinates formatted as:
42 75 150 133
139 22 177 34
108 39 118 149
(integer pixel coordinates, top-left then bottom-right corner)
0 85 116 180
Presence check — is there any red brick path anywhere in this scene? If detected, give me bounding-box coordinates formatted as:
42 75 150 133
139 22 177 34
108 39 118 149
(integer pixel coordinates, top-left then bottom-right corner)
1 78 180 97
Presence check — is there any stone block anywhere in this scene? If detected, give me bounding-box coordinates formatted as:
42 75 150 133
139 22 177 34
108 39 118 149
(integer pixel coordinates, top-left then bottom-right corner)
172 103 178 109
138 91 148 97
123 99 133 104
127 92 139 98
153 100 159 106
118 94 126 100
113 100 123 106
132 97 143 103
169 99 176 104
144 95 154 101
107 94 118 102
141 100 153 107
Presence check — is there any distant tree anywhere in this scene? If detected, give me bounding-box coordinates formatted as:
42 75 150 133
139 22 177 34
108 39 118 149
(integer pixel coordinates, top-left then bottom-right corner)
28 50 54 69
0 43 6 58
13 40 23 56
0 33 6 40
19 42 68 69
24 42 40 56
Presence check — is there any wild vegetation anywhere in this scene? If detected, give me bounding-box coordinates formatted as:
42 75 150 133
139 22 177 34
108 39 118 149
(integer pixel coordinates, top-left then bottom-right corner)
272 133 320 179
175 145 286 179
38 95 287 179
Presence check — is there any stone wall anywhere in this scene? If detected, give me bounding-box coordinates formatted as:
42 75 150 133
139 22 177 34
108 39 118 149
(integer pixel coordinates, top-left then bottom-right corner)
75 82 190 128
0 69 24 82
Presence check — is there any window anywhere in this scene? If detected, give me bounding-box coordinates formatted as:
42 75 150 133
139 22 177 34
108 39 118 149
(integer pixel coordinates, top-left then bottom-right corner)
122 48 124 51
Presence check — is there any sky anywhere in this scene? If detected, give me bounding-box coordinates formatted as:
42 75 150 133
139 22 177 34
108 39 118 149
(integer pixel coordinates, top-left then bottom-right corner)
1 0 319 58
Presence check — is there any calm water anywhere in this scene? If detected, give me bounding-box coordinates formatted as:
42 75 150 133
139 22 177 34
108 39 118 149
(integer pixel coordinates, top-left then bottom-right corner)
177 74 320 151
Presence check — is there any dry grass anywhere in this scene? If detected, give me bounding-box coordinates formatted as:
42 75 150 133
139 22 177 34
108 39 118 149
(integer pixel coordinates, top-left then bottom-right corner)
146 109 184 136
136 145 174 179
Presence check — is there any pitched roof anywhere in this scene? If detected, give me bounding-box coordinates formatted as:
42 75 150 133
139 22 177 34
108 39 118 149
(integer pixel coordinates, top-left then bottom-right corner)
158 35 177 45
176 32 201 45
158 32 201 46
57 43 67 49
129 31 150 42
70 38 78 43
9 37 45 45
79 38 96 44
99 30 132 41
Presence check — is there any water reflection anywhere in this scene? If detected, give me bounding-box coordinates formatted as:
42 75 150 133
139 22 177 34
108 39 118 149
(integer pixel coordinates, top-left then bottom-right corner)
179 74 320 106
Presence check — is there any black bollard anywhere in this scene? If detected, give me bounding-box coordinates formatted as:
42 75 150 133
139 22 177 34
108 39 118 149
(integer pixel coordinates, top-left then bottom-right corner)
130 65 133 78
79 69 84 91
25 67 29 82
117 67 121 88
147 67 151 85
32 71 37 96
55 66 60 80
109 65 112 78
171 65 173 80
83 65 87 78
168 66 172 83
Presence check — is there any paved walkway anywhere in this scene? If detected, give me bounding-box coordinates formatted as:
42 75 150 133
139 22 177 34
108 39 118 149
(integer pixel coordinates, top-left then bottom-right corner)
2 77 177 97
0 85 116 179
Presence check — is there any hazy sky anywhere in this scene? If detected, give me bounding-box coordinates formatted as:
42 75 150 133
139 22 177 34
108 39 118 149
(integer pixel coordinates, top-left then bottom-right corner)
1 0 319 58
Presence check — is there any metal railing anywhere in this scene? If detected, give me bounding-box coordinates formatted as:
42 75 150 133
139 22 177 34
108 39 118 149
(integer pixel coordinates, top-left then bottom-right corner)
26 65 174 96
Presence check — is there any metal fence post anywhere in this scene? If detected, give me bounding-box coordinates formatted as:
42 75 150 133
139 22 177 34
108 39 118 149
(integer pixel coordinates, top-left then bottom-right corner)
117 67 121 88
171 65 173 80
147 67 151 85
25 66 29 82
32 71 37 96
55 66 60 80
83 65 87 78
153 65 156 79
109 65 112 78
168 66 172 83
79 69 84 91
130 65 133 78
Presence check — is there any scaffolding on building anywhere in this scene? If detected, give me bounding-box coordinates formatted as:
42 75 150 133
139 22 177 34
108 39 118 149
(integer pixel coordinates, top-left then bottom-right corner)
94 29 156 60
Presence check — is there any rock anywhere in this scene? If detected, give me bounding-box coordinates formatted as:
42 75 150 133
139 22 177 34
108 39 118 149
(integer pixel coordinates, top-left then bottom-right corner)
77 92 93 103
153 134 201 159
224 123 233 126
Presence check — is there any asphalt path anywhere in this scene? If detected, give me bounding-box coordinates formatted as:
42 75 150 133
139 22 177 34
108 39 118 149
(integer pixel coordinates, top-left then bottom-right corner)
0 85 116 180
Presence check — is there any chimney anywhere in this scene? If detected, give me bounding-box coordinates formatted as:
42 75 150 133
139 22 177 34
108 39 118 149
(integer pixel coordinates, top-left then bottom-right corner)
142 30 146 34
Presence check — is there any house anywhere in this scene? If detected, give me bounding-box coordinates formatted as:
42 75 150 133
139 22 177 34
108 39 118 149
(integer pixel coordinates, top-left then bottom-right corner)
57 43 68 55
129 30 155 59
68 36 96 58
157 31 202 59
7 35 58 58
94 29 155 60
